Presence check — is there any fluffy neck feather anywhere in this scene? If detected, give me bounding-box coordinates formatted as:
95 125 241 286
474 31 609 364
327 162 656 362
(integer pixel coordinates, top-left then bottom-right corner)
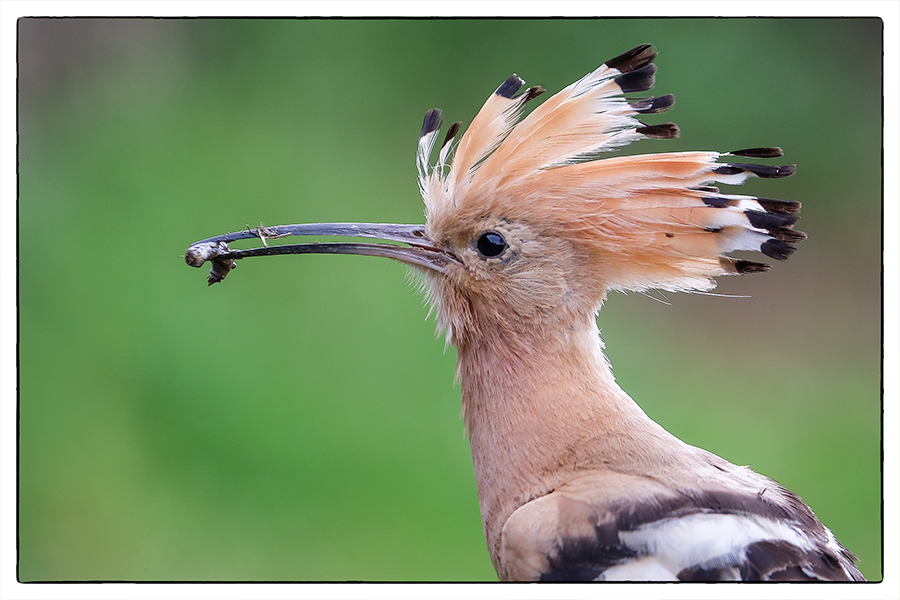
454 307 684 569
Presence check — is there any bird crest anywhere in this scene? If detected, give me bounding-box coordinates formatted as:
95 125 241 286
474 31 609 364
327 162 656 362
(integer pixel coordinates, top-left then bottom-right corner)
416 44 804 296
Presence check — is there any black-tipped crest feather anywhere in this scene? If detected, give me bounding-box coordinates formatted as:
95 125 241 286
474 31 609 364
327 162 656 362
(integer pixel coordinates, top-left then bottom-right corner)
629 94 675 114
421 108 442 138
730 147 784 158
614 63 658 93
495 75 525 98
745 210 799 231
636 122 679 139
757 197 801 215
770 228 808 243
604 43 656 73
520 85 546 102
760 239 797 260
714 163 797 179
442 121 461 149
731 259 772 274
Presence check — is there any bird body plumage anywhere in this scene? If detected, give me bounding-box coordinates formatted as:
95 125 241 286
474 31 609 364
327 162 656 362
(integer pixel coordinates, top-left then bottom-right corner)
187 44 862 581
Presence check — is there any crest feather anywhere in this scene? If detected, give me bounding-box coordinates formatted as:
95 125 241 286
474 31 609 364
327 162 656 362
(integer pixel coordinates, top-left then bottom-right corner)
470 46 672 194
448 75 533 192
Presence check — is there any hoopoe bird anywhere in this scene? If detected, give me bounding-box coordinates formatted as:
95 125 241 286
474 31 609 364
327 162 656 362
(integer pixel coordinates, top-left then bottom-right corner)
185 44 863 581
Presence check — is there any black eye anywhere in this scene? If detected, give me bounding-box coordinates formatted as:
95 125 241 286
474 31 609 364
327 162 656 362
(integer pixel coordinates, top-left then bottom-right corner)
476 231 507 258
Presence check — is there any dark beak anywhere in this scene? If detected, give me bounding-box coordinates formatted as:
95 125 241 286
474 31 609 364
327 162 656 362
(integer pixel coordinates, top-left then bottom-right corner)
184 222 458 285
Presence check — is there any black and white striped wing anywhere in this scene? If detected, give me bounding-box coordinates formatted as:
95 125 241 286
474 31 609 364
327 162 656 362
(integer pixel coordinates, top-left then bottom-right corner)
499 473 863 582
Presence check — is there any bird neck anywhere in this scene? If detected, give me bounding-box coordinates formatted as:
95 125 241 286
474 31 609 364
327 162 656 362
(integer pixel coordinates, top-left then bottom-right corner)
455 311 677 569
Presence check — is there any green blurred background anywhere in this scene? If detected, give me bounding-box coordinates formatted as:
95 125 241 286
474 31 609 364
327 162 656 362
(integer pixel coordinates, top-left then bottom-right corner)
18 18 882 581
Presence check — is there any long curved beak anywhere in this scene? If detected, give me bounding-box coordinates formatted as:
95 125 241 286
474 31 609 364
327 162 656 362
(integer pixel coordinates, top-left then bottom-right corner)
184 222 458 285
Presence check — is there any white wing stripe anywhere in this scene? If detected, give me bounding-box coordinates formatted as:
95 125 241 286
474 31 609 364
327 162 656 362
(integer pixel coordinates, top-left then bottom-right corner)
615 512 813 577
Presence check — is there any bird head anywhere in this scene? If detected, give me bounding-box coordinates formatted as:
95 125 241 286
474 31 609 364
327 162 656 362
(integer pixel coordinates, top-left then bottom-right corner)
186 44 803 350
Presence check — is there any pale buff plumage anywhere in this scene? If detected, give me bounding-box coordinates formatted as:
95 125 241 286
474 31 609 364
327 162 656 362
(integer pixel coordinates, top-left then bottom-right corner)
187 44 861 581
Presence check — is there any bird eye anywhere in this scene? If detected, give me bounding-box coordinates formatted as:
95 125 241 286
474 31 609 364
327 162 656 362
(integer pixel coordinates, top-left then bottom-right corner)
476 231 507 258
